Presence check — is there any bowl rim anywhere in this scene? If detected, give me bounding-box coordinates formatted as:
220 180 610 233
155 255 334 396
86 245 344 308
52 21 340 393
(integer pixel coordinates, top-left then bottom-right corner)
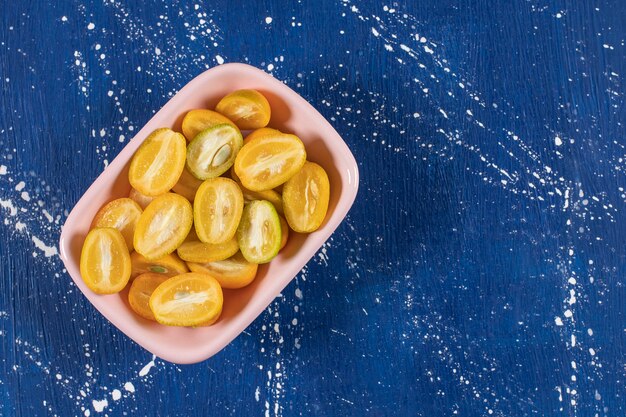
59 63 360 364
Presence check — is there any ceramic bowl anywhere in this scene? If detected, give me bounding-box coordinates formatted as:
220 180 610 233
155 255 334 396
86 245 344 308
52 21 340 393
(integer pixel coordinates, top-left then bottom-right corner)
59 63 359 364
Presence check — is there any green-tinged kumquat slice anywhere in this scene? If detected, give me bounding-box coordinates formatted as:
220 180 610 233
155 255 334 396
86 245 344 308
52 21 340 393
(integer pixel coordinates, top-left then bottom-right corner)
182 109 239 142
186 124 243 180
236 200 281 263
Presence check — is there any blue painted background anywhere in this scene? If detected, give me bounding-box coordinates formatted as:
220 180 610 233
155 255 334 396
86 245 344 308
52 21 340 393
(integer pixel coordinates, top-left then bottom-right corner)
1 0 625 415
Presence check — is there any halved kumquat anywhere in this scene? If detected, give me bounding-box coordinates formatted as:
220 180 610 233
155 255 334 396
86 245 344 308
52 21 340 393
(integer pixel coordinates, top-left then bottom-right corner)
129 128 186 196
134 193 193 260
149 272 223 327
80 228 131 294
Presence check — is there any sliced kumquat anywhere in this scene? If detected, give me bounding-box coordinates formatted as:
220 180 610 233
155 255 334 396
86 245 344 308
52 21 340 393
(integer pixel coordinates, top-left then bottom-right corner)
182 109 239 142
215 89 271 130
279 215 289 250
177 236 239 263
172 167 204 202
129 128 186 196
187 252 258 289
129 188 156 210
237 200 281 263
134 193 193 260
149 272 223 326
130 251 189 278
80 227 131 294
283 162 330 233
128 273 172 321
234 128 306 191
91 198 142 252
194 178 244 244
186 124 243 180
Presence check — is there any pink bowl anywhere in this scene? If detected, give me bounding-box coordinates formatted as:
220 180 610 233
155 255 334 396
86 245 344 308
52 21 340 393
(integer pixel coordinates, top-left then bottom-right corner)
59 63 359 364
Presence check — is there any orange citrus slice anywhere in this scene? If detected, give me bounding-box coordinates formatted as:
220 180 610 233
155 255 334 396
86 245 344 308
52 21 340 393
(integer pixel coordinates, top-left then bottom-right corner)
149 272 223 326
237 200 281 263
134 193 193 260
171 167 203 202
194 178 244 244
177 236 239 263
91 198 142 252
128 273 171 321
234 128 306 191
80 227 131 294
279 215 289 250
181 109 239 141
130 251 189 278
283 162 330 233
186 124 243 180
129 188 156 209
215 89 271 130
186 252 258 289
128 128 186 196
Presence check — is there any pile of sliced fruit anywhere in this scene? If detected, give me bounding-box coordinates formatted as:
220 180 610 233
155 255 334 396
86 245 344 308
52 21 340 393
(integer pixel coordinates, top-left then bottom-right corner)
80 89 330 327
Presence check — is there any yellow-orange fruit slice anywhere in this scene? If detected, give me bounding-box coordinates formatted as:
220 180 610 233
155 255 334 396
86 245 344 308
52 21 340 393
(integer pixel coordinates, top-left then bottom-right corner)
215 89 271 130
282 162 330 233
186 252 258 289
129 188 156 210
177 236 239 263
130 251 189 278
182 109 239 142
149 272 223 326
172 167 203 202
128 273 171 321
91 198 142 252
194 178 244 244
234 128 306 191
134 193 193 260
279 215 289 250
80 227 131 294
128 128 186 196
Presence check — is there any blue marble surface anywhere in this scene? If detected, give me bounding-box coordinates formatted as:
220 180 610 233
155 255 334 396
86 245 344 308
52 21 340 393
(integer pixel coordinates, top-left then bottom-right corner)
1 0 625 416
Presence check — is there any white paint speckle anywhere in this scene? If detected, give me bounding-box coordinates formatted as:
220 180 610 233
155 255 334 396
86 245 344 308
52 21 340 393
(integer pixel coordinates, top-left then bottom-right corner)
139 355 156 377
92 399 108 413
32 236 58 257
265 17 273 24
87 23 95 30
124 382 135 393
111 389 121 401
15 181 25 191
61 16 68 22
267 63 274 71
563 309 573 318
255 386 260 401
555 136 563 146
555 316 564 326
155 47 161 56
0 165 6 175
295 288 303 299
216 55 224 65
